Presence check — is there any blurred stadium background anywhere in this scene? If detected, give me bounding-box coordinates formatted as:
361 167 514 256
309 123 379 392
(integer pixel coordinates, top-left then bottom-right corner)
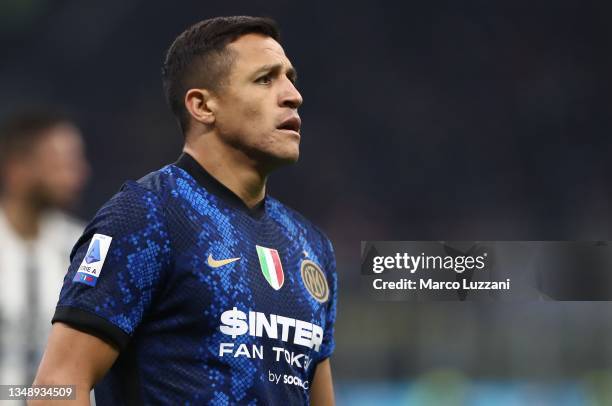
2 1 612 404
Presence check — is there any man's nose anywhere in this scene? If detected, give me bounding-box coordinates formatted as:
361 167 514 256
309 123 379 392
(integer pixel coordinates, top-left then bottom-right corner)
279 79 303 109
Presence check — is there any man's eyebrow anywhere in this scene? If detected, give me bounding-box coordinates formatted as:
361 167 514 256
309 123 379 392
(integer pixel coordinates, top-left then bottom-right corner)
253 63 298 82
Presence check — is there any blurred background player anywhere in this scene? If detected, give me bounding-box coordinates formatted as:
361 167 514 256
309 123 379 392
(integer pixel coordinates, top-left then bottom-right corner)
0 109 89 386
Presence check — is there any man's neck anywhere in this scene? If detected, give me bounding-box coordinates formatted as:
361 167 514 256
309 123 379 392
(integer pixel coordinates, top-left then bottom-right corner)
183 136 267 209
1 194 42 240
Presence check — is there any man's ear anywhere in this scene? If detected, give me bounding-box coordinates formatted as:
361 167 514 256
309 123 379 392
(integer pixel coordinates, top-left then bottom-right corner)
185 88 217 125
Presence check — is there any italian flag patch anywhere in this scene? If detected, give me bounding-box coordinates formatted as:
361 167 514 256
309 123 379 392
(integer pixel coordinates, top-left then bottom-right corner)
256 245 285 290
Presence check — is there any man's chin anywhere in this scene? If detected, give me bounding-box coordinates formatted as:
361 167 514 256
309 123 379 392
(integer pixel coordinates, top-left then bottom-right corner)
282 149 300 163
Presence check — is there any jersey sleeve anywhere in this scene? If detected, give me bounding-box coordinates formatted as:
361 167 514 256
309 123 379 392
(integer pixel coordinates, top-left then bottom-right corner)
317 237 338 361
52 181 171 350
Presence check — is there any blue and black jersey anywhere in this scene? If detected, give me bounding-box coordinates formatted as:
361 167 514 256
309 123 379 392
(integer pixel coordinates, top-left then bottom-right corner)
52 153 337 405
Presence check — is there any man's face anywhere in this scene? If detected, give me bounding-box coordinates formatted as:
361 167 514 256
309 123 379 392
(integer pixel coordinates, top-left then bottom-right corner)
29 124 90 209
212 33 303 169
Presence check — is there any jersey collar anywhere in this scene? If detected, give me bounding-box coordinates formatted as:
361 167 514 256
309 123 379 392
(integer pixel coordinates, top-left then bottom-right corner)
174 153 266 220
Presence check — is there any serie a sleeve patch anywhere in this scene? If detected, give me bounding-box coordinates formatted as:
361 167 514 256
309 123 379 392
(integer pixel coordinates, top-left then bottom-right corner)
73 233 113 287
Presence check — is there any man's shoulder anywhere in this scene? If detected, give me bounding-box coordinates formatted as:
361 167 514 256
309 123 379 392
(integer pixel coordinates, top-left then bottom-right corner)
130 163 179 197
108 163 188 206
73 165 179 259
89 164 183 225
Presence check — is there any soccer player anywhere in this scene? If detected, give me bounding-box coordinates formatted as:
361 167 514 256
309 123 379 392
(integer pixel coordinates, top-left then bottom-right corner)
0 109 88 387
32 16 337 405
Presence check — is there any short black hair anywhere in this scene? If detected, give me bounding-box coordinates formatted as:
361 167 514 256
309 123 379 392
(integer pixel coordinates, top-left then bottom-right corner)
161 16 280 134
0 108 72 167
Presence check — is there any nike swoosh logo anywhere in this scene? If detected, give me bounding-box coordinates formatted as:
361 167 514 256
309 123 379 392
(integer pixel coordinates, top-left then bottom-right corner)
207 254 241 268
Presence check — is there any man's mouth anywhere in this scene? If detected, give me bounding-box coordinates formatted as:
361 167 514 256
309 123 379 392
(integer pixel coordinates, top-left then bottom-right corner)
277 116 301 134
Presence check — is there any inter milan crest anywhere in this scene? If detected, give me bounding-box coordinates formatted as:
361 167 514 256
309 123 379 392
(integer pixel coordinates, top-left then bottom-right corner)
255 245 285 290
300 260 329 303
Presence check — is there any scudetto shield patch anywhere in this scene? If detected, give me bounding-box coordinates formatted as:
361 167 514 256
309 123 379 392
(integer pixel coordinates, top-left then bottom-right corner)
300 260 329 303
